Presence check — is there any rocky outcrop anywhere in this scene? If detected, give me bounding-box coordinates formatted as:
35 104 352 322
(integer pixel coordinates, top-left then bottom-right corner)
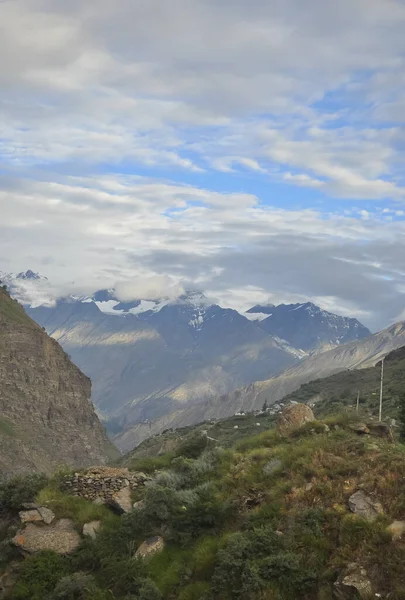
277 403 315 436
135 536 165 559
348 491 383 521
334 563 373 599
61 466 149 505
0 288 118 475
82 521 101 540
12 519 81 555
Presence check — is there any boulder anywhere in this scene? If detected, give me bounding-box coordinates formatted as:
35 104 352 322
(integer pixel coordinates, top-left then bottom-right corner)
37 507 55 525
277 403 315 436
387 520 405 541
133 500 146 511
334 563 373 599
110 487 132 514
18 510 43 524
135 536 165 559
348 490 383 521
18 507 55 525
367 422 393 440
349 423 370 435
82 520 101 540
12 519 81 555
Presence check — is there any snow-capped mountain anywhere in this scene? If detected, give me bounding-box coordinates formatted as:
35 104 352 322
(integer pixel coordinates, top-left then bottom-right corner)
247 301 370 353
22 281 297 435
3 269 372 450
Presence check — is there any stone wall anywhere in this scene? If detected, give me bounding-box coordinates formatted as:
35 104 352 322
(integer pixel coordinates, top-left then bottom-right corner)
61 466 149 503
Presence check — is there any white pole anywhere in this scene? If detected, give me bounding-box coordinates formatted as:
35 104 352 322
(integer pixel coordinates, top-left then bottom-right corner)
356 390 360 414
379 358 384 422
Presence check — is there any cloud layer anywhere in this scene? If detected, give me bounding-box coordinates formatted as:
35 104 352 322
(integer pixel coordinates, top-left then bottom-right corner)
1 0 405 330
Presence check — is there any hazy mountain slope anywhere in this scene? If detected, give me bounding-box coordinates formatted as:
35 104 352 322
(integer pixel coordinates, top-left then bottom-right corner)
282 344 405 418
114 321 405 451
247 302 370 352
0 288 118 475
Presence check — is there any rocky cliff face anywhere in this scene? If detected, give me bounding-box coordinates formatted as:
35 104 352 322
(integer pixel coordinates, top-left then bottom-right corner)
0 288 118 475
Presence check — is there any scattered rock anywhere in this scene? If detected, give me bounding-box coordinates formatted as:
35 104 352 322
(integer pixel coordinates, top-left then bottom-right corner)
18 506 55 525
334 563 373 599
349 423 370 435
367 422 393 440
20 502 40 510
133 500 146 510
304 482 313 492
387 520 405 541
263 458 282 476
19 510 43 524
12 519 81 555
92 497 105 505
110 487 132 514
135 536 165 559
348 490 383 521
82 520 101 540
277 403 315 436
37 507 55 525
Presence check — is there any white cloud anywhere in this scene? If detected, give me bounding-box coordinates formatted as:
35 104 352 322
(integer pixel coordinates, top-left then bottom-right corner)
2 0 405 330
115 276 184 301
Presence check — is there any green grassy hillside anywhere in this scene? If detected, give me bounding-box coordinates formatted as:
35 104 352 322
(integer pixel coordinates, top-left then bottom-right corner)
283 345 405 421
3 409 405 599
0 287 39 329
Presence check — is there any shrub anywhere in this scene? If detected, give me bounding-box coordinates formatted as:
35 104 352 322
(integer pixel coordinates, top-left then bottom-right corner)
50 572 109 599
0 473 48 514
11 551 69 600
178 582 211 600
177 433 209 459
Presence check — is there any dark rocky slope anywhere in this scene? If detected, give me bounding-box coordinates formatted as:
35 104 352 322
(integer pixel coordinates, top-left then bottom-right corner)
0 288 118 475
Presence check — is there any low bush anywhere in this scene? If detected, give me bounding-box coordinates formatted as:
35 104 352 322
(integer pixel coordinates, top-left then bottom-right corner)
10 551 69 600
0 473 48 514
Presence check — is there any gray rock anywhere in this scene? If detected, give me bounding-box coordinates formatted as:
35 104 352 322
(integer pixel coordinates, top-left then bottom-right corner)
82 520 101 540
367 422 393 440
110 487 132 514
387 520 405 541
135 536 165 559
334 563 373 599
348 490 383 521
19 510 43 524
133 500 146 510
349 423 370 435
277 403 315 436
37 507 55 525
12 519 81 555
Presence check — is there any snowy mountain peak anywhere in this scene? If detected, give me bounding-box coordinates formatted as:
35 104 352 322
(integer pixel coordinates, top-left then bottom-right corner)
16 269 47 281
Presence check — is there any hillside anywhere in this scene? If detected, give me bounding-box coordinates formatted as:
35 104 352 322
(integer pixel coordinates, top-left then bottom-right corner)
0 288 118 475
283 345 405 419
2 408 405 599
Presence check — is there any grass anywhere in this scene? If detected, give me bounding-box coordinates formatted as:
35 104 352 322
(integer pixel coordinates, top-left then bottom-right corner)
0 288 38 328
6 411 405 599
36 486 117 528
0 419 17 437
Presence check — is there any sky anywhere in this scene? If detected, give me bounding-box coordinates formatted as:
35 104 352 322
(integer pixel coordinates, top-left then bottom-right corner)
1 0 405 331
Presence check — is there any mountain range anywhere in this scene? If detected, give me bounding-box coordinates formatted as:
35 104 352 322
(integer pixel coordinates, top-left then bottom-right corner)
1 270 375 449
